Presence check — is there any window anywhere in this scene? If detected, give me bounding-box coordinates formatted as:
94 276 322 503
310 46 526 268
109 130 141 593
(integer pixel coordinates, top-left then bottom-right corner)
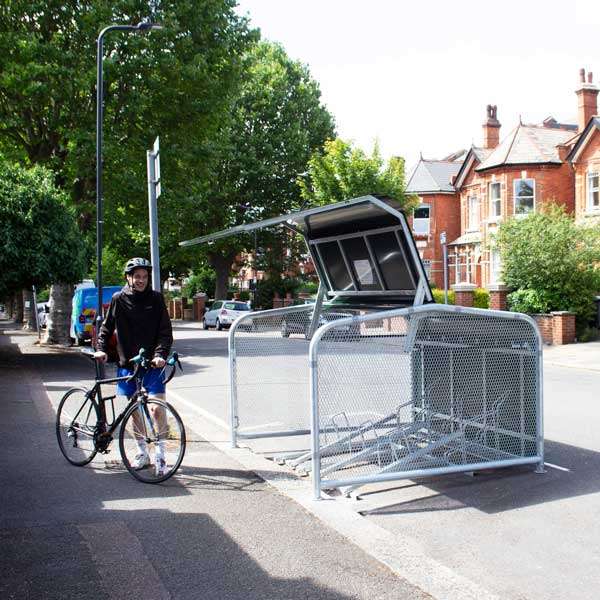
588 172 599 211
513 178 535 215
490 248 502 284
422 259 432 280
468 196 479 230
413 204 430 235
489 182 501 218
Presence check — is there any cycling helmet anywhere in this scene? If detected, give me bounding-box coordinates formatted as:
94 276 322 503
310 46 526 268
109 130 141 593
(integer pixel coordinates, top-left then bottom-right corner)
124 257 152 275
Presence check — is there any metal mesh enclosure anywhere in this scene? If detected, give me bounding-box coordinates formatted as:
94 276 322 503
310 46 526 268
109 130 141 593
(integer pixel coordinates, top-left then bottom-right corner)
308 305 543 496
230 304 365 441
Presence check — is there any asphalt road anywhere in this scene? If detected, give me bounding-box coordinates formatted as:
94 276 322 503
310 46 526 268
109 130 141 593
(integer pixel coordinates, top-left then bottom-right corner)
0 321 428 600
166 323 600 600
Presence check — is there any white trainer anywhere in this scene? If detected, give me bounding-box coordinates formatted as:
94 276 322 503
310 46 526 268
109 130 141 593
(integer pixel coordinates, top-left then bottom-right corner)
131 452 150 470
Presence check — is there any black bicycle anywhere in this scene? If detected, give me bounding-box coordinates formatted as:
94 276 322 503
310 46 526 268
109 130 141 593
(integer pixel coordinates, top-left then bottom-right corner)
56 348 186 483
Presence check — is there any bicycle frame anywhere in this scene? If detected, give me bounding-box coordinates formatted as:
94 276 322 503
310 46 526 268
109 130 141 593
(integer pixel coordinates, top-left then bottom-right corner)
84 354 175 449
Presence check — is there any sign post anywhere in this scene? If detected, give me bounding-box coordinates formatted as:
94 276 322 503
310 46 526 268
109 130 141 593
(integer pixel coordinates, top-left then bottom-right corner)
440 231 448 304
147 137 162 292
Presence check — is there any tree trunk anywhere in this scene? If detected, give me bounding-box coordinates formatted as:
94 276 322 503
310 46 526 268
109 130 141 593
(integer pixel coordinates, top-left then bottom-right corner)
13 292 23 324
43 282 74 345
6 297 14 319
209 251 236 300
22 288 37 331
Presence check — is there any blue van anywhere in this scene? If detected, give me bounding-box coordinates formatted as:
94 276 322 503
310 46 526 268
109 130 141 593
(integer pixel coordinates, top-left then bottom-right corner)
70 286 122 345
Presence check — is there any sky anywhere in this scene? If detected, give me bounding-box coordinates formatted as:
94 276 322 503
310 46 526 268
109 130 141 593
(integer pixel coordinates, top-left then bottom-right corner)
235 0 600 172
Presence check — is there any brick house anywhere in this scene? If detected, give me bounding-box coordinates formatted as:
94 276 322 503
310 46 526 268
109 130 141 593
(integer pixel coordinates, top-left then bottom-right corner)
407 69 598 292
566 68 600 219
404 153 464 287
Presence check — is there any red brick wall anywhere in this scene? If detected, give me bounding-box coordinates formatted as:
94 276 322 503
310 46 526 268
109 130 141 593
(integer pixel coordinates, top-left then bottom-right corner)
573 131 600 222
456 163 574 287
533 315 553 344
532 313 575 345
552 312 576 345
411 192 461 288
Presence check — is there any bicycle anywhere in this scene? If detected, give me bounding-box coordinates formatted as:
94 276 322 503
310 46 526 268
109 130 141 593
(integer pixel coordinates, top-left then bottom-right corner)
56 348 186 483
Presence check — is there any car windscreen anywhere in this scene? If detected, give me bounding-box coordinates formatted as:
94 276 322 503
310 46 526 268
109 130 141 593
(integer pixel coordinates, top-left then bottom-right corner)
224 302 250 311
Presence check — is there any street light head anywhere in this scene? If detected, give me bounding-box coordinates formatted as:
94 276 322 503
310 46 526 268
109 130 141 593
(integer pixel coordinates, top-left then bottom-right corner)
136 21 163 32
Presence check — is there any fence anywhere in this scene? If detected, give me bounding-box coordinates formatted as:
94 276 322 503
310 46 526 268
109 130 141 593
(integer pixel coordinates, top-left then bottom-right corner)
229 304 544 498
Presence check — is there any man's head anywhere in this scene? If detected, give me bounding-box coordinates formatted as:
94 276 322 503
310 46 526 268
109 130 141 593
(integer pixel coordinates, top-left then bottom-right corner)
124 257 152 293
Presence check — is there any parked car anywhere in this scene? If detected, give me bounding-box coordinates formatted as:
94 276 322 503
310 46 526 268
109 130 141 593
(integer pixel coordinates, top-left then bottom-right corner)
281 310 359 339
36 302 49 328
203 300 252 331
70 285 122 345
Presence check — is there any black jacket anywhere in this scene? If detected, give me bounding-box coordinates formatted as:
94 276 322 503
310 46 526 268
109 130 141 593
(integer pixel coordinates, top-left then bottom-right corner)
97 285 173 367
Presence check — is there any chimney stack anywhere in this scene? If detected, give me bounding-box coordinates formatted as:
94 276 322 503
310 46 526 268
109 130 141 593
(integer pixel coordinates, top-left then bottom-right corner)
576 68 598 132
482 105 501 149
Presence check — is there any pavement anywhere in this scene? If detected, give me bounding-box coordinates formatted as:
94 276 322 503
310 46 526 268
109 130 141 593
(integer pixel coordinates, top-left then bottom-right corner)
0 319 428 600
3 318 600 600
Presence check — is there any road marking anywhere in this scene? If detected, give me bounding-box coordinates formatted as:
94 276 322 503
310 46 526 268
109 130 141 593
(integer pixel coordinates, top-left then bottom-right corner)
78 521 170 600
167 389 229 430
239 421 283 431
544 461 571 472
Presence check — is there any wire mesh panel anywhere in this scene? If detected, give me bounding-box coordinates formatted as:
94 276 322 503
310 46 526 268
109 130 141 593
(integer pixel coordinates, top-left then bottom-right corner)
309 305 543 497
230 304 364 443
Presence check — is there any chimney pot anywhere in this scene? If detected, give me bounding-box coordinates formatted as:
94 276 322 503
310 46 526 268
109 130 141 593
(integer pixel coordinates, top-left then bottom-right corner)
576 68 599 132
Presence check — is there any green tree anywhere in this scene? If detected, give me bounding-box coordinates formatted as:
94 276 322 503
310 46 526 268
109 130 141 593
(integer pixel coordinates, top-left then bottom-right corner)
0 160 88 341
495 204 600 327
178 40 336 298
0 0 255 337
298 138 417 211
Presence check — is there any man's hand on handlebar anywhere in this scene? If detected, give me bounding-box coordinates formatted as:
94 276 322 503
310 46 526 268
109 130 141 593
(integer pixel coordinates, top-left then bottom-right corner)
151 356 166 369
93 351 108 363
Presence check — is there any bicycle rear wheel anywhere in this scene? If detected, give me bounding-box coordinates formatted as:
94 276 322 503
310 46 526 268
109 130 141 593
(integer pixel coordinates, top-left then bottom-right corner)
119 399 186 483
56 387 99 466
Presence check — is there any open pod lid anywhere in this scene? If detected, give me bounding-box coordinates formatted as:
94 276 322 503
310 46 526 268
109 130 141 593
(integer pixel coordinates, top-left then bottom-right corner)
179 195 433 308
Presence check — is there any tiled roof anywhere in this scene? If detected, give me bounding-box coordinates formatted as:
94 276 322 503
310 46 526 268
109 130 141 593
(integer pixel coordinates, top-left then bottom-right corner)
471 147 493 162
477 124 574 171
406 159 462 193
448 231 481 246
566 117 600 162
453 146 492 190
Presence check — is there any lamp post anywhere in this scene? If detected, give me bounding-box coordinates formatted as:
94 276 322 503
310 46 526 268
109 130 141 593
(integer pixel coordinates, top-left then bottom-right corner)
95 21 162 343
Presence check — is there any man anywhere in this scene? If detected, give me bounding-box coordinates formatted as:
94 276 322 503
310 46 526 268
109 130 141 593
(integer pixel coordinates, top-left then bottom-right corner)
94 257 173 476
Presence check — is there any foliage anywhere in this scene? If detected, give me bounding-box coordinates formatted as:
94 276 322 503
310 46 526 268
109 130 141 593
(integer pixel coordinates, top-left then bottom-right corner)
473 288 490 309
299 280 319 294
182 264 216 299
506 288 551 314
298 138 418 211
431 288 455 304
496 204 600 324
182 40 335 298
88 246 127 287
0 0 256 278
0 160 88 299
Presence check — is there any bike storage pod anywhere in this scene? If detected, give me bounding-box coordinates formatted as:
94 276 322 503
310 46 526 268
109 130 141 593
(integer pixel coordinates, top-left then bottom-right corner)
180 195 544 499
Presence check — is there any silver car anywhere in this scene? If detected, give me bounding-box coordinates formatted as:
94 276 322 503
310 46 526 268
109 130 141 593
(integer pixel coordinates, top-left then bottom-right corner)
203 300 251 330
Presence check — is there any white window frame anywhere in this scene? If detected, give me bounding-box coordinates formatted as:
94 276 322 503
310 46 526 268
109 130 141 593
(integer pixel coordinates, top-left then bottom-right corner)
467 196 479 231
513 178 535 215
454 251 460 283
422 259 432 280
490 248 502 284
413 204 430 235
489 182 501 219
587 172 600 212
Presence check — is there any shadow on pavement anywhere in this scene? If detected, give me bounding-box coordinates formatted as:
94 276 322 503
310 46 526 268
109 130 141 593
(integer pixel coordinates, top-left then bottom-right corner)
356 439 600 516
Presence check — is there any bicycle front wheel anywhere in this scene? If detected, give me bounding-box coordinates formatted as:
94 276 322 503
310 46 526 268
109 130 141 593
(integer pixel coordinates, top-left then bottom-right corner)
119 399 186 483
56 387 99 466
